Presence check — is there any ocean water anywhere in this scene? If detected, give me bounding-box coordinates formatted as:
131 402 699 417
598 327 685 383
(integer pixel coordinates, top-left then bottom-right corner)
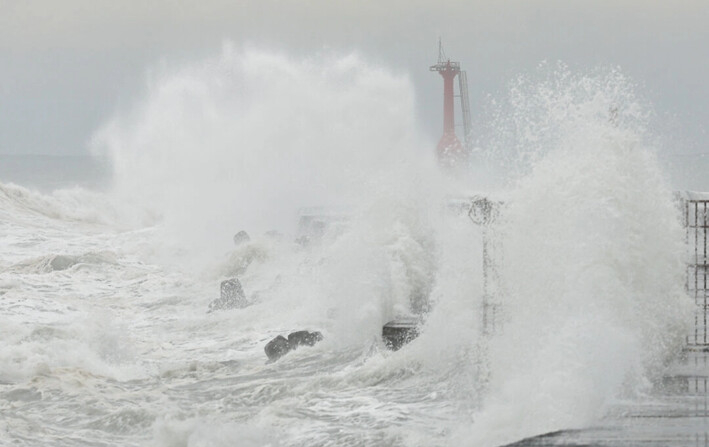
0 48 693 447
0 155 110 193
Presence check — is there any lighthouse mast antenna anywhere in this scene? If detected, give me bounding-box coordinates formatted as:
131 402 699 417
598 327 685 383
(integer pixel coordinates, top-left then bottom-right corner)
436 38 447 64
430 40 465 166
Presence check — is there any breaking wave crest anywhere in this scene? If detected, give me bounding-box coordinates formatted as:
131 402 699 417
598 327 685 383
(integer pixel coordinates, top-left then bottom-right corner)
0 181 126 228
453 65 692 446
92 44 439 258
1 48 693 446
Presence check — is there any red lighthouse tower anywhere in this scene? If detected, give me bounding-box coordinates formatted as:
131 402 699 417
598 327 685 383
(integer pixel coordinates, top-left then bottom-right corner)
430 42 468 166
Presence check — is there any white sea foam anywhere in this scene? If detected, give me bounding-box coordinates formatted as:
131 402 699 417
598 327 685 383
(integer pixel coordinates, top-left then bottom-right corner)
452 65 692 446
92 44 438 260
0 50 693 447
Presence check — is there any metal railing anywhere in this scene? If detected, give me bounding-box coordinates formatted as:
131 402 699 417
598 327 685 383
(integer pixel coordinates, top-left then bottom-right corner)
681 192 709 349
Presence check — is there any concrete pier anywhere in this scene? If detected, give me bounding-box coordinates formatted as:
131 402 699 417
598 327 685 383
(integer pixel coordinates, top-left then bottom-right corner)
504 350 709 447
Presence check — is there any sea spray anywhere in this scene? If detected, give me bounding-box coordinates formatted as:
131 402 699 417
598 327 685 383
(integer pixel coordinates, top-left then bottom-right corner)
454 65 692 446
7 46 484 446
3 46 694 446
91 44 454 350
92 44 436 261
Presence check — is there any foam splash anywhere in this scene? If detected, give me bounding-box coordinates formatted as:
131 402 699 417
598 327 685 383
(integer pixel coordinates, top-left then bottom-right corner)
92 44 437 258
152 417 282 447
0 181 125 228
455 65 692 446
90 44 452 351
17 48 690 446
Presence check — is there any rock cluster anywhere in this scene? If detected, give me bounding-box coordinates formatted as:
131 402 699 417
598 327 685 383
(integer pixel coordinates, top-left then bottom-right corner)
264 330 323 362
208 278 247 312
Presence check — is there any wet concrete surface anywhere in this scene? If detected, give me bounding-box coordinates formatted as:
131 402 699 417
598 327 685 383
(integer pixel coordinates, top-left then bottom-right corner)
505 351 709 447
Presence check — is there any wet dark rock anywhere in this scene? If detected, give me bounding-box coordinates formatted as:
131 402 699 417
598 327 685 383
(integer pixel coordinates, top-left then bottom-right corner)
287 330 323 348
208 278 247 312
264 335 290 362
265 330 324 362
233 230 251 246
383 318 420 351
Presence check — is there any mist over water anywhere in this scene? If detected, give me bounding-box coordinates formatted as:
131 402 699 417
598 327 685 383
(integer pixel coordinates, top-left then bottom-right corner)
93 45 439 257
456 65 692 446
0 48 693 447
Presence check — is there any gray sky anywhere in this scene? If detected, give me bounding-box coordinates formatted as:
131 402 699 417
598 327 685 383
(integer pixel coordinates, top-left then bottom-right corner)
2 0 708 184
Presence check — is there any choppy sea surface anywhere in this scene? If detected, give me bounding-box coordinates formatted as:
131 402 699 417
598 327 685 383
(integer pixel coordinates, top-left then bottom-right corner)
0 157 481 447
0 49 698 447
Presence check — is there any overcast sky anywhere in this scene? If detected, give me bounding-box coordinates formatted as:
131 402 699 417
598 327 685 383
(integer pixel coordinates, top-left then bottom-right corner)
1 0 708 178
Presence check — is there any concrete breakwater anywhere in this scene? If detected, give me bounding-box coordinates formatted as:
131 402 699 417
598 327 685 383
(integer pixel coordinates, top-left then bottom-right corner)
505 350 709 447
